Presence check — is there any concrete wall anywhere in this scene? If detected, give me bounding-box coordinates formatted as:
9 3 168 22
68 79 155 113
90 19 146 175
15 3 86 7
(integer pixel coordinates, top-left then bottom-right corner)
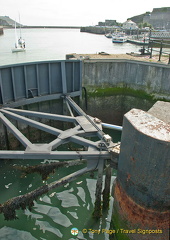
83 59 170 100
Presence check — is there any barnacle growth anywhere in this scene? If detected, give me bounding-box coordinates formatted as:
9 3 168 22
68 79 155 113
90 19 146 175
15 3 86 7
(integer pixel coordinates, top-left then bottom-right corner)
0 160 92 221
15 159 87 180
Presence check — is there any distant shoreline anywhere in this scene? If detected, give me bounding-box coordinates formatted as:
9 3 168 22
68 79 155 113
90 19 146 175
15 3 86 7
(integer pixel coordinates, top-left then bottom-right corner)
4 26 81 29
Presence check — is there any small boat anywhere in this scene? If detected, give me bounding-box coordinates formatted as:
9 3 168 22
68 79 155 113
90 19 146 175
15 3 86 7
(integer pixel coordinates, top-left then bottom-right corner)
112 32 127 43
105 32 112 38
12 19 26 53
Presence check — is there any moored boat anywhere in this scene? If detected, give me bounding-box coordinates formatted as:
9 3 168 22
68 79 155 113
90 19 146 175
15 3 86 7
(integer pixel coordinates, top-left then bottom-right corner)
12 18 26 53
112 32 127 43
105 32 112 38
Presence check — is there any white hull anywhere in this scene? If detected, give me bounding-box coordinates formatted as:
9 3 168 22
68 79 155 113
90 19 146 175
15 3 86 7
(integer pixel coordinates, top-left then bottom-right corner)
112 32 127 43
12 48 26 53
112 39 127 43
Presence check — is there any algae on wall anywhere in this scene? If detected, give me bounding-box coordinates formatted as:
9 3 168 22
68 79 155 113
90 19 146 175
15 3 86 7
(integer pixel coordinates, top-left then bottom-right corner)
82 60 170 101
81 86 156 125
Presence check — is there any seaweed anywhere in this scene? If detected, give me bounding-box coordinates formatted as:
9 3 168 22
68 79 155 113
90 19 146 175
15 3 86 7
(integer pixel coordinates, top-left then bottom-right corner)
15 159 86 180
0 164 91 221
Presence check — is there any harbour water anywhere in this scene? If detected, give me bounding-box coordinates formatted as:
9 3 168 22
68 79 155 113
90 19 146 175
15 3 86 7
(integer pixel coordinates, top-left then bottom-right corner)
0 128 120 240
0 28 142 240
0 28 141 66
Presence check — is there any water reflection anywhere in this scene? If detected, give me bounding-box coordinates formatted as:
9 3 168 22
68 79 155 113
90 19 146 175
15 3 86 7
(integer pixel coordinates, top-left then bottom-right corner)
0 155 117 239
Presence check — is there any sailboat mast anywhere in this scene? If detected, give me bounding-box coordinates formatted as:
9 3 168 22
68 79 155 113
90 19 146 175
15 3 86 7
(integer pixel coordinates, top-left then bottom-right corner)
19 13 22 38
14 21 18 48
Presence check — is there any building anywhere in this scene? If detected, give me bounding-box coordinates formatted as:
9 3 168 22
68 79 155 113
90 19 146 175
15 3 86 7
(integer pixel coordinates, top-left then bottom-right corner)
98 19 118 26
143 7 170 30
122 20 138 30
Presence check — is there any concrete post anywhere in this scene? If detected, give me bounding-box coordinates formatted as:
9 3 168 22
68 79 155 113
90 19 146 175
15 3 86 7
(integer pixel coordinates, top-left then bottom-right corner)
113 104 170 240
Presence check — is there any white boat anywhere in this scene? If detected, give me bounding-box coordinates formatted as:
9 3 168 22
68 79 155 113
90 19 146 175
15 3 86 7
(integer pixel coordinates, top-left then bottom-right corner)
105 32 112 38
12 20 26 53
112 32 127 43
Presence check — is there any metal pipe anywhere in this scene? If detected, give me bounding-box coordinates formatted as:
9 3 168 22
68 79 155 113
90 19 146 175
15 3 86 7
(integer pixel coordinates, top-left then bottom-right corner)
102 122 123 131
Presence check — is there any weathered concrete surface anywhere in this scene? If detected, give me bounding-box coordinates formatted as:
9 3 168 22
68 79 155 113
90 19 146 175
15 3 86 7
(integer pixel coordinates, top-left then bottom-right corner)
148 101 170 124
113 102 170 239
82 59 170 100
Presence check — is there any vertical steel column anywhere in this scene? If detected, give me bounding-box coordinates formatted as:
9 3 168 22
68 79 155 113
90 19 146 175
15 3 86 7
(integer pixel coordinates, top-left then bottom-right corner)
11 68 16 101
158 40 163 62
24 66 28 98
36 64 40 96
48 63 52 94
61 61 67 94
0 70 4 104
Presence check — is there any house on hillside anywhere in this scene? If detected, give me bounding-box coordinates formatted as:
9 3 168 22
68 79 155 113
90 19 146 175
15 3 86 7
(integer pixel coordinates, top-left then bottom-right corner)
122 20 138 30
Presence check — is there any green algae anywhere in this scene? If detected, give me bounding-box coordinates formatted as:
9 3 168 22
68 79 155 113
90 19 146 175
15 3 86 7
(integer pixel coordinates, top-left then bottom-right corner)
83 86 170 104
85 86 154 101
110 204 131 240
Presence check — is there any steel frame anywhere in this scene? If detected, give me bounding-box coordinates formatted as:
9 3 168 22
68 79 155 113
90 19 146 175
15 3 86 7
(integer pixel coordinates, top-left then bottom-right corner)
0 96 114 164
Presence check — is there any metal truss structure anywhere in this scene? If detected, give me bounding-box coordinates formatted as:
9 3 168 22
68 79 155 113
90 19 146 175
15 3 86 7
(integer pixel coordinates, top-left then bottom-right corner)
0 96 117 168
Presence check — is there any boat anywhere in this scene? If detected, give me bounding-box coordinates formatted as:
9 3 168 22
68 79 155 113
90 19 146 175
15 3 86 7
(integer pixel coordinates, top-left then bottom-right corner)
12 19 26 53
105 32 112 38
112 32 127 43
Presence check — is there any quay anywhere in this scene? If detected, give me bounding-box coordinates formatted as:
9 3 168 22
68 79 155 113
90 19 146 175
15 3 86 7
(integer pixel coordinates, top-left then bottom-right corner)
0 57 169 239
127 39 149 45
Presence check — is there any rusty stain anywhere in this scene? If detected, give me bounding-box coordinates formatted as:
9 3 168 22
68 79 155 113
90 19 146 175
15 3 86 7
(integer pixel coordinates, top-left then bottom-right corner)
126 173 131 182
130 156 135 162
114 181 170 229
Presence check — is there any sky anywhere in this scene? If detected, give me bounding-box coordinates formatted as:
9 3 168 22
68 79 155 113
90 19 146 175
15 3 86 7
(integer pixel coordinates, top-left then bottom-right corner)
1 0 170 26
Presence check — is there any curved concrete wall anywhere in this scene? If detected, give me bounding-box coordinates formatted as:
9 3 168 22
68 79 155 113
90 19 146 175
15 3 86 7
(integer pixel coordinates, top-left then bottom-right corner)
83 59 170 100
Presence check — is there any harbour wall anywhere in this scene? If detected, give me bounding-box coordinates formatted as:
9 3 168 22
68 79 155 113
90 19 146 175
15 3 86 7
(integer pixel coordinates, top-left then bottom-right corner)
82 59 170 100
81 59 170 124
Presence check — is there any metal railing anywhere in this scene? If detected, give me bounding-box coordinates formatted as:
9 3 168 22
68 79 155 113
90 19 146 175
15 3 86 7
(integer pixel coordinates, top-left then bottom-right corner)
149 40 170 63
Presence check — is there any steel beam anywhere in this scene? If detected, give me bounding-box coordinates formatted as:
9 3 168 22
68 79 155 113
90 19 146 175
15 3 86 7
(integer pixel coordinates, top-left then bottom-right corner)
0 108 62 135
0 108 99 149
0 97 116 161
0 150 110 160
0 112 32 148
3 107 76 123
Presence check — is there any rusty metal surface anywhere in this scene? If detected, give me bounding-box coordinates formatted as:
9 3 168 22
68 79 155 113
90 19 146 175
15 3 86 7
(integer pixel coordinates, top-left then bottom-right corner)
114 182 170 232
117 109 170 211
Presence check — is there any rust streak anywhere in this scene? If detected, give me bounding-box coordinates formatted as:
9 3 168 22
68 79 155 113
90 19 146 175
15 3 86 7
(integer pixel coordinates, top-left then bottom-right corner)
114 181 170 229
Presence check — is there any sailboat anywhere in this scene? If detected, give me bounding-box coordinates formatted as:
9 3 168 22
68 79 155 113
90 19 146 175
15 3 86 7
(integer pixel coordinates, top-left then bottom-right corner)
12 19 26 53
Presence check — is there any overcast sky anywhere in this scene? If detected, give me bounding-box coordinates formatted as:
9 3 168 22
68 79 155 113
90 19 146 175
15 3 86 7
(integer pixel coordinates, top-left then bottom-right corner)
1 0 170 26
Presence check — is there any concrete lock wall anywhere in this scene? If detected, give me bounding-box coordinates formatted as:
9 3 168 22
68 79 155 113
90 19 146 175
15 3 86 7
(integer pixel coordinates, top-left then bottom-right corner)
113 102 170 240
82 59 170 100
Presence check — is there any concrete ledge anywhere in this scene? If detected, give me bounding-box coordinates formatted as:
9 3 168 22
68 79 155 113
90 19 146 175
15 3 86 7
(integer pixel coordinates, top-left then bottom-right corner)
125 108 170 141
148 101 170 125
